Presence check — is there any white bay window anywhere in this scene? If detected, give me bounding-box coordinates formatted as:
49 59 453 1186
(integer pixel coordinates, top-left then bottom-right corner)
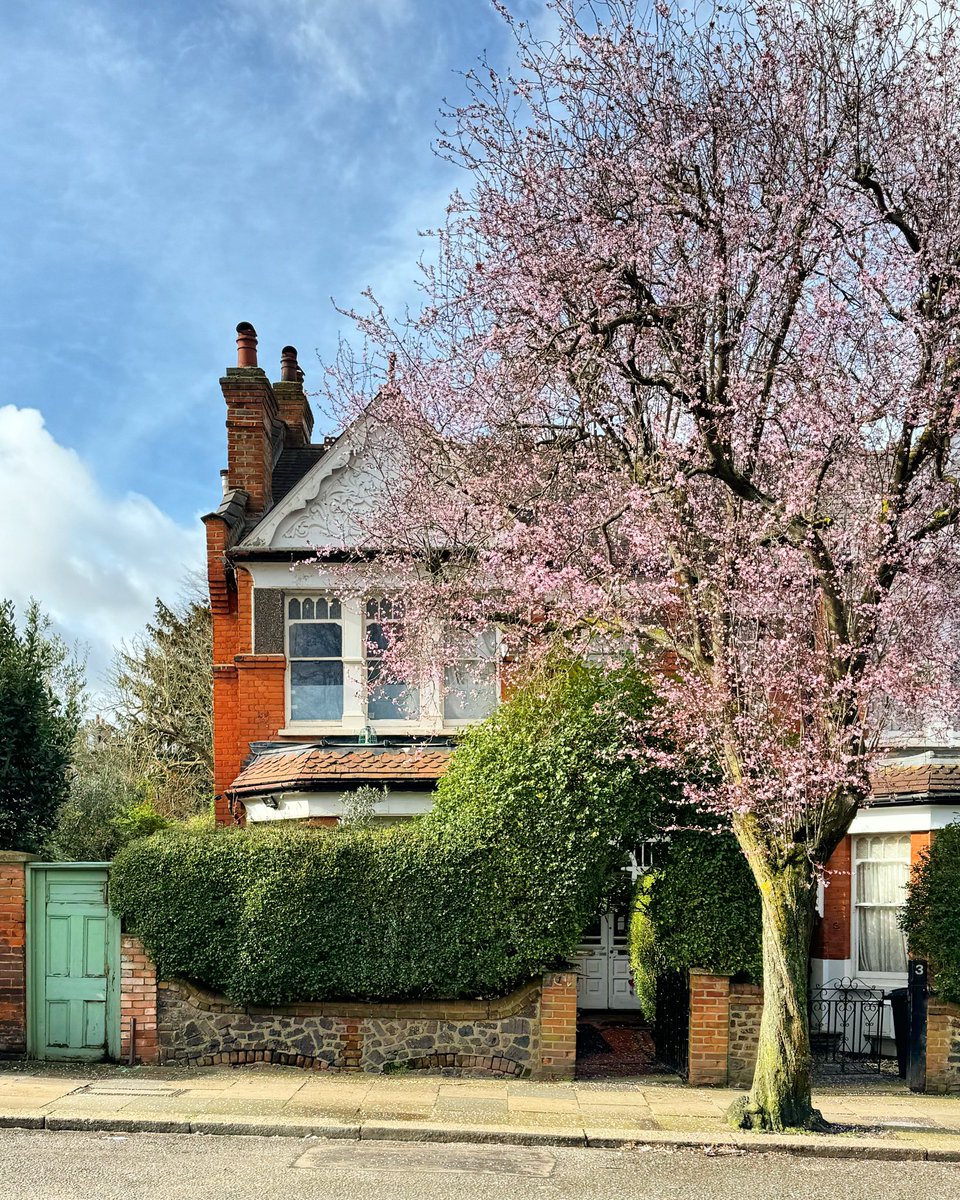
283 592 497 731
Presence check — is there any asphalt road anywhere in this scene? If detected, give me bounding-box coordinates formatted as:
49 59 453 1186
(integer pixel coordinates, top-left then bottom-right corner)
1 1131 957 1200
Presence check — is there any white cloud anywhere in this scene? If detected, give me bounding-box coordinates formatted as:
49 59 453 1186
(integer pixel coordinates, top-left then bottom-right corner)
0 405 203 696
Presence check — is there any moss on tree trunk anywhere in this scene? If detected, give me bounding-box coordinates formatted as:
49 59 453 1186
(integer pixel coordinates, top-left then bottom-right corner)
727 847 826 1132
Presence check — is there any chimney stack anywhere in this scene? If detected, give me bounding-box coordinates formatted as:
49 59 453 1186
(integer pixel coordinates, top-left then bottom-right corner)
221 321 277 516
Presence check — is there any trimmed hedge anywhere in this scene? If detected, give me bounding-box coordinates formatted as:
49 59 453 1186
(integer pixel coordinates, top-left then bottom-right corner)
111 660 672 1004
901 822 960 1004
633 828 762 984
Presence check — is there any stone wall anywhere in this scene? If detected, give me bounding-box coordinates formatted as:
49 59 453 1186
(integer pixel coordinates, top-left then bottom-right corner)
727 982 762 1086
147 971 578 1079
926 999 960 1094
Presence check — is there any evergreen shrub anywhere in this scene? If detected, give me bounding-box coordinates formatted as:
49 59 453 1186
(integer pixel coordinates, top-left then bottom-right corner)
111 660 671 1004
901 822 960 1004
631 828 762 991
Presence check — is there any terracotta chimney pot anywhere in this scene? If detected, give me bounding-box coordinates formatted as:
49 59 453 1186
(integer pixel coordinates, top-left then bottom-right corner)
280 345 300 382
236 322 258 368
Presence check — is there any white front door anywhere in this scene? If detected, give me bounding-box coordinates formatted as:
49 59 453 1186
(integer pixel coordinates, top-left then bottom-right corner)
574 910 643 1011
573 915 607 1008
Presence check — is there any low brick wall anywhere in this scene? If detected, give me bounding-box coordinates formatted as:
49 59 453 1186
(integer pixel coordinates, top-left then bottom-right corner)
926 999 960 1093
687 971 762 1087
0 853 35 1058
120 936 158 1065
127 964 577 1080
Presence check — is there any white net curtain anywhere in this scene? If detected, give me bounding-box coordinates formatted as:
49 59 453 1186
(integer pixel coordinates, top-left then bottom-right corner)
854 834 911 975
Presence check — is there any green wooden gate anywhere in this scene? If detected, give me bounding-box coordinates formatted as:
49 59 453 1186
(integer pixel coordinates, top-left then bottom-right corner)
27 865 120 1061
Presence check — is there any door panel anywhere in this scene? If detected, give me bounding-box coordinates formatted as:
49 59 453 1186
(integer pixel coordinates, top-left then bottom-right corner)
28 867 118 1061
608 909 643 1011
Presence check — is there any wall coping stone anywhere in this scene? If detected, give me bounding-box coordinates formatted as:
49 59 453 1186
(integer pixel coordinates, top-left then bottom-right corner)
159 976 543 1022
0 852 40 863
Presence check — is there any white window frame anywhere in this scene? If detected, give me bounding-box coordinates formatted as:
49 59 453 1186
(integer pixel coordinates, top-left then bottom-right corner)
851 832 911 984
280 591 499 735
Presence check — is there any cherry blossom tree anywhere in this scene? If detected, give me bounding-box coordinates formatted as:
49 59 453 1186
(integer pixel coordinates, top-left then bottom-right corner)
327 0 960 1129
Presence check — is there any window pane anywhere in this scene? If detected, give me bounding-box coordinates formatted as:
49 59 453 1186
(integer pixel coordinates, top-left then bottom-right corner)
858 907 908 974
301 597 315 620
290 661 343 720
443 662 497 720
316 598 329 620
857 860 909 905
366 621 389 656
368 682 421 721
289 622 342 658
288 598 301 620
329 599 342 620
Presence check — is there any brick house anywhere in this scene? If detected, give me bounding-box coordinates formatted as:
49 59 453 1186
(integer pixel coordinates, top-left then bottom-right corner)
203 323 641 1013
204 322 957 1020
205 324 498 831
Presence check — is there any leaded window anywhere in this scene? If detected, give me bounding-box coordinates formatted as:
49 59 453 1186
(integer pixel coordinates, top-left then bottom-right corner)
365 598 419 720
443 627 498 721
287 596 343 720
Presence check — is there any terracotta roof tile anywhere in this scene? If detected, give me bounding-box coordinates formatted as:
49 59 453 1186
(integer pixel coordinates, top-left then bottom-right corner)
870 761 960 799
228 745 451 797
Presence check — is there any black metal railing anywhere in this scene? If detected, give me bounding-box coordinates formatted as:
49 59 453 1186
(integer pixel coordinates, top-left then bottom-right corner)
809 977 894 1075
654 968 689 1077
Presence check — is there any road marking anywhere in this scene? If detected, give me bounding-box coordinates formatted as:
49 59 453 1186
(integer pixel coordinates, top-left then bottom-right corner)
294 1141 557 1176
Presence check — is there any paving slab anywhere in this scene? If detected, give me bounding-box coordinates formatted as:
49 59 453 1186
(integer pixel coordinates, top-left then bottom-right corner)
0 1060 958 1160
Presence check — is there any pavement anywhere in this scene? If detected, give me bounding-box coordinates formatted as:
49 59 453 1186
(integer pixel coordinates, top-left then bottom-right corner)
0 1061 958 1162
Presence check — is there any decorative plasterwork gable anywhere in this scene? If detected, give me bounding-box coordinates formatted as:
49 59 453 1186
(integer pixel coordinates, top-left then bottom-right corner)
240 413 393 551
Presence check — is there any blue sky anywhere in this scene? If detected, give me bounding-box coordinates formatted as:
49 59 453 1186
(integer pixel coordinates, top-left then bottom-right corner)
0 0 547 690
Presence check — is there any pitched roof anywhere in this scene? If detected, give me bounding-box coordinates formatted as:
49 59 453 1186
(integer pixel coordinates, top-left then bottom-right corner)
271 445 328 506
871 760 960 800
228 744 452 797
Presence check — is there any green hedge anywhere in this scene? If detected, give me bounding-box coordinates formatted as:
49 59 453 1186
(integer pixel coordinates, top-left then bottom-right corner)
632 828 762 986
901 822 960 1004
111 660 672 1004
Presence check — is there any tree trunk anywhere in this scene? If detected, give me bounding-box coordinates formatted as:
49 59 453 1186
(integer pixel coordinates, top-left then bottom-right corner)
727 851 826 1132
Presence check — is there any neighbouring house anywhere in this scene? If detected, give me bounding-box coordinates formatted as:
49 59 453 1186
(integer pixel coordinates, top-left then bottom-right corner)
812 739 960 996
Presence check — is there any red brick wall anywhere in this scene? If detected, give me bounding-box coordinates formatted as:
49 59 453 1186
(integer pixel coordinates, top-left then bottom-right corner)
0 855 32 1057
210 565 289 825
120 935 159 1065
539 972 578 1080
813 835 851 960
911 830 933 868
687 971 731 1085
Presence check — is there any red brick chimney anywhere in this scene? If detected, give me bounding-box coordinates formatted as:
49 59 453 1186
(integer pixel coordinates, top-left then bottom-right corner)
273 345 314 448
221 322 279 517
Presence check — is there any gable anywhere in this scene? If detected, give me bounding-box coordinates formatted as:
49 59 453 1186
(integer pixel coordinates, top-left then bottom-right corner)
240 413 395 552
